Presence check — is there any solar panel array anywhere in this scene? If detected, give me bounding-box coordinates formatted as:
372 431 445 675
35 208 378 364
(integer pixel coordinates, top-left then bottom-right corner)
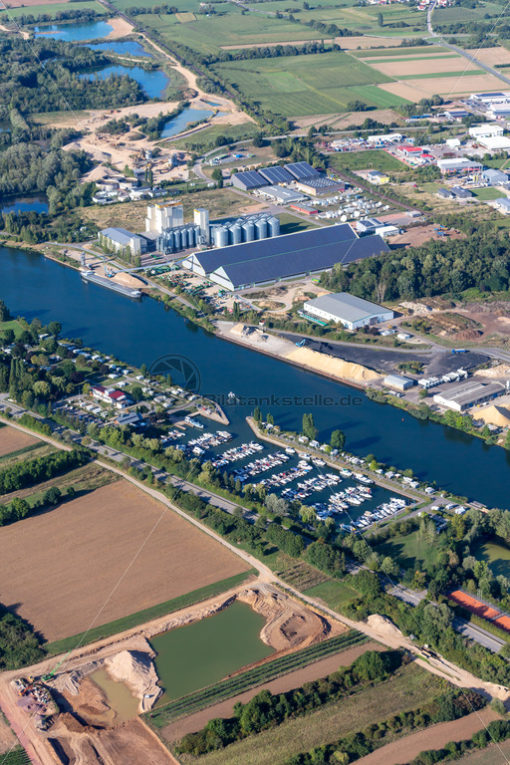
258 165 294 184
192 224 389 289
284 161 320 181
231 170 267 189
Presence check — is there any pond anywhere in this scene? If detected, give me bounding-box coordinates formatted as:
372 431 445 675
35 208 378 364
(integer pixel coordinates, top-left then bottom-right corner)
161 107 214 138
84 40 153 58
150 601 272 701
1 196 48 214
80 64 170 99
34 20 113 42
90 668 140 723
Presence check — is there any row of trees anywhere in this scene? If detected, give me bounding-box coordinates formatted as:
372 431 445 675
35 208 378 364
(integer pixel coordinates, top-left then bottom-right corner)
0 449 89 495
177 650 404 755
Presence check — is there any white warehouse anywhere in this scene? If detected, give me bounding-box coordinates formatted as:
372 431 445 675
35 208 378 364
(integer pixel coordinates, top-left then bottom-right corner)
302 292 394 330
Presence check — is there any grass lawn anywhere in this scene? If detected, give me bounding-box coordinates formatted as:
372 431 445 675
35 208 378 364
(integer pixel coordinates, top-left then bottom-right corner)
303 579 360 611
373 529 441 571
329 149 408 173
279 213 320 235
212 51 407 116
45 570 254 654
472 537 510 579
472 187 506 200
352 45 447 58
0 0 105 18
169 122 259 152
0 318 25 338
185 664 444 765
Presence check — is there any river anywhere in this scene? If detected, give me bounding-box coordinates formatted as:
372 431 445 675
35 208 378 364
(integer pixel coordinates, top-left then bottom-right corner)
0 245 508 507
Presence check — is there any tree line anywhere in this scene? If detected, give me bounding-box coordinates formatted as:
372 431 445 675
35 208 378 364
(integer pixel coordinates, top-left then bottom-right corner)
0 449 89 495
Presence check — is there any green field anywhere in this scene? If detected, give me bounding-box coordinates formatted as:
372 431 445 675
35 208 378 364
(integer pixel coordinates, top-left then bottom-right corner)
169 122 259 151
212 51 409 116
0 0 105 18
373 529 441 571
0 749 31 765
45 570 254 655
188 664 444 765
303 579 360 611
472 538 510 579
297 4 426 35
148 631 367 729
399 69 485 80
151 601 273 702
472 187 506 200
329 149 408 173
138 9 328 56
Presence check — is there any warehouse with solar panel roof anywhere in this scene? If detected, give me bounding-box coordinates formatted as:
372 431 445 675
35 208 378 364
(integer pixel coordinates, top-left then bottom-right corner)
181 223 389 291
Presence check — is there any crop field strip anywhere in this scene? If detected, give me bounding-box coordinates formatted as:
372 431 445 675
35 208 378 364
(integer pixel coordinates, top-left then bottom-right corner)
0 442 55 468
0 0 105 17
147 631 368 727
45 570 255 655
351 45 448 57
192 664 444 765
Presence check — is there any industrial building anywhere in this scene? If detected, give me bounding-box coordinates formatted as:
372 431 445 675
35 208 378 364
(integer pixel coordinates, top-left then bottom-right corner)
295 177 345 196
482 168 509 185
284 161 320 180
145 203 184 234
181 224 389 291
437 158 483 174
383 374 416 392
231 170 268 191
258 165 294 185
469 123 504 140
302 291 394 330
476 135 510 153
433 381 504 412
257 186 307 204
194 208 210 244
98 227 146 257
493 197 510 214
366 170 390 185
210 213 280 248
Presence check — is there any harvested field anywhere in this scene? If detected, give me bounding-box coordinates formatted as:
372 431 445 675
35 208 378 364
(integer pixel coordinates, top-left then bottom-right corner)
338 36 406 49
162 640 381 743
0 480 248 641
0 426 38 457
379 74 506 100
356 708 499 765
369 56 478 77
465 46 510 66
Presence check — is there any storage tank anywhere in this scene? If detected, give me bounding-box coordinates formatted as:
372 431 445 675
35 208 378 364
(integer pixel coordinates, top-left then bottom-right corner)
172 229 182 251
230 224 242 245
267 216 280 237
242 220 255 242
255 218 268 240
214 226 229 248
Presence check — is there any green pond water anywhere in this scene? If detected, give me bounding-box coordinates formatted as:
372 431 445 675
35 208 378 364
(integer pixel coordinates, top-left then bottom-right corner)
90 669 139 723
150 601 273 701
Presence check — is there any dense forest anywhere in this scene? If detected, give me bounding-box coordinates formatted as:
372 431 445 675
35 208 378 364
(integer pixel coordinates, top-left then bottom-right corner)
321 232 510 301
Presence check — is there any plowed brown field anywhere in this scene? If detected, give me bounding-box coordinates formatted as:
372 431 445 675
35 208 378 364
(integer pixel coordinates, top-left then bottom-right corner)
0 425 38 456
0 480 248 641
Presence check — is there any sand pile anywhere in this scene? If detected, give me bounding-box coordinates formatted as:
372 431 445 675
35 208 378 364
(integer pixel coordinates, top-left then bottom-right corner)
286 347 380 384
365 614 406 647
474 404 510 428
238 586 330 651
105 648 161 712
476 364 510 379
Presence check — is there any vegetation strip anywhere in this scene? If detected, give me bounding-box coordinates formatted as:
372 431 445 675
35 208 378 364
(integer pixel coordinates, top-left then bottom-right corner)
147 631 368 727
44 570 255 655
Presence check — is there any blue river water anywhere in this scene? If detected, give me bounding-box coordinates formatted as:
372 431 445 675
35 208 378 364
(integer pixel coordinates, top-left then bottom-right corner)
34 21 113 42
80 64 169 99
0 245 508 508
161 108 214 138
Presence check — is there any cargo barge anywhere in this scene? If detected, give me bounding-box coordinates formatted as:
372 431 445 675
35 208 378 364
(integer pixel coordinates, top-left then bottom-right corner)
80 270 142 299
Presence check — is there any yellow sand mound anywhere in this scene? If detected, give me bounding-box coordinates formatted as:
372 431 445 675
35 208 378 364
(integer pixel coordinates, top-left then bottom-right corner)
475 404 510 428
286 347 380 384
